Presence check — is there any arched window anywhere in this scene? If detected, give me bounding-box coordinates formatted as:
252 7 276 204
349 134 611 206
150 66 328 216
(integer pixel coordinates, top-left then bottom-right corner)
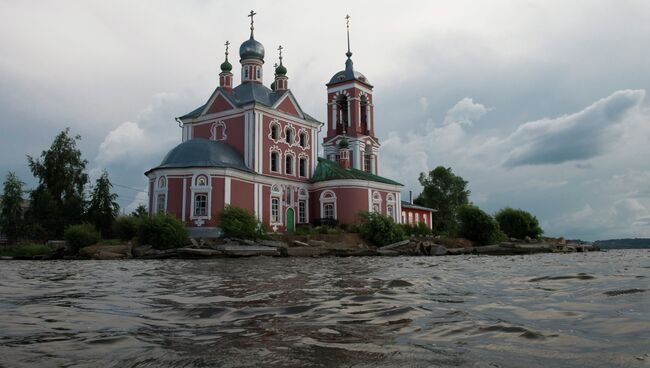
256 67 261 79
270 123 280 140
386 193 396 221
270 151 280 173
299 132 307 148
196 175 208 187
270 185 282 224
244 67 249 79
285 154 294 175
156 194 166 214
320 190 337 220
360 95 369 134
372 191 382 214
298 189 308 224
210 122 227 141
285 127 294 144
299 157 307 177
158 176 166 188
336 94 348 134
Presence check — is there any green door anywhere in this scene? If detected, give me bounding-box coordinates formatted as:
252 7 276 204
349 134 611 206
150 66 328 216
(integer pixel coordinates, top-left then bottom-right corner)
286 208 295 233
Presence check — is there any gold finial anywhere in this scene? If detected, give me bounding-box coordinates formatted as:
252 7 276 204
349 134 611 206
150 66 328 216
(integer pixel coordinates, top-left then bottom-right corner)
248 10 257 37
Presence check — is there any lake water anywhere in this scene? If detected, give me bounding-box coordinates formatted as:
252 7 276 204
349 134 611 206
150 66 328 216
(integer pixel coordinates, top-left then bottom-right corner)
0 250 648 367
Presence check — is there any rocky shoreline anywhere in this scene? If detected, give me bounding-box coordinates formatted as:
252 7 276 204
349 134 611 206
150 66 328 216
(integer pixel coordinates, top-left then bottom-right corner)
0 236 598 260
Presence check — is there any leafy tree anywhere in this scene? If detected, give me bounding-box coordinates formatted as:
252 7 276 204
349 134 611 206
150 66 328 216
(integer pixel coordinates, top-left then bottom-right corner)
27 128 89 237
358 212 405 246
219 205 265 239
112 216 140 241
131 204 148 218
87 171 119 238
457 204 505 246
0 172 25 243
415 166 470 234
495 207 543 239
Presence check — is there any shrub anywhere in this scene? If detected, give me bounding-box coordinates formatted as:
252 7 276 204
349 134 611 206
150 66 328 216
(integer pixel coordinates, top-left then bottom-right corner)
357 212 405 246
398 222 433 237
495 207 543 239
112 216 140 241
457 205 505 245
137 214 188 250
64 224 100 252
219 205 264 240
0 243 53 258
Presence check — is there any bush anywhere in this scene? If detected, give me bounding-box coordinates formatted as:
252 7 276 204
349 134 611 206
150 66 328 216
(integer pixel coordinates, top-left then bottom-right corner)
64 224 100 252
457 205 505 246
137 214 188 250
219 205 264 240
0 243 53 258
495 207 543 239
357 212 405 246
399 222 433 237
112 216 140 241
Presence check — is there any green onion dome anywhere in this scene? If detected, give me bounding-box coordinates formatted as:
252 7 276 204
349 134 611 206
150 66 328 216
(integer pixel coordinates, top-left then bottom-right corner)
338 137 349 149
275 63 287 76
220 59 232 72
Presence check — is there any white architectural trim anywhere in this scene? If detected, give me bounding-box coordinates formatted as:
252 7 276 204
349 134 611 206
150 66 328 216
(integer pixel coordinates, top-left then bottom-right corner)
271 92 305 119
224 177 231 205
327 82 373 95
189 173 212 224
319 190 338 220
199 90 238 117
210 121 227 141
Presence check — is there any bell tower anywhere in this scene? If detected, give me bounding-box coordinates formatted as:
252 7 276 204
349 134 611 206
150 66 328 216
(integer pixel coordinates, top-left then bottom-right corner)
323 15 379 175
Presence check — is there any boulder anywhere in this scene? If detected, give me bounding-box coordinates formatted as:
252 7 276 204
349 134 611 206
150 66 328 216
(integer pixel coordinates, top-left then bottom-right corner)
432 244 448 256
259 240 289 249
176 248 224 257
92 251 125 260
378 249 399 257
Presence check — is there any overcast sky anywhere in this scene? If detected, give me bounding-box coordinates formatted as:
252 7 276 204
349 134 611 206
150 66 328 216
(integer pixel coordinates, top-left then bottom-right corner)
1 0 649 241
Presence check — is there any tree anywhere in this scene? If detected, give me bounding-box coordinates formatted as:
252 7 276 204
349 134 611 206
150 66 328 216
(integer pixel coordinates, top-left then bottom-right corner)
0 172 25 243
27 128 89 237
415 166 470 234
457 204 504 246
87 171 119 238
131 204 148 218
495 207 543 239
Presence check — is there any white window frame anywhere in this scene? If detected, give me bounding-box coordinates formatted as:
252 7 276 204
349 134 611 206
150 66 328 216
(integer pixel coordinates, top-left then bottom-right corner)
319 190 337 220
386 193 396 221
298 156 308 178
298 189 309 224
285 152 296 176
154 175 167 214
270 146 282 174
190 173 212 221
270 185 283 225
372 191 382 214
193 193 208 217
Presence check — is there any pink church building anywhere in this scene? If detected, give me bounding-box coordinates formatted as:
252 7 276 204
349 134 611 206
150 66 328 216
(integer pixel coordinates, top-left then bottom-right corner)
145 13 432 233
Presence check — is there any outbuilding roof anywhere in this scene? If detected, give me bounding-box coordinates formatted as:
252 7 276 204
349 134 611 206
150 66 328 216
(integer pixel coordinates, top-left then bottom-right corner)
401 201 436 212
311 158 402 186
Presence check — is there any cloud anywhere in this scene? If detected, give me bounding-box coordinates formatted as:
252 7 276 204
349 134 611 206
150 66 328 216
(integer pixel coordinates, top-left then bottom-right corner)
501 90 645 168
418 97 428 112
443 97 493 126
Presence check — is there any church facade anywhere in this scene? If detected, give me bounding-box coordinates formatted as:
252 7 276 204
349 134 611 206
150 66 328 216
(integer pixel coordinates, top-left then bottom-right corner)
145 13 429 233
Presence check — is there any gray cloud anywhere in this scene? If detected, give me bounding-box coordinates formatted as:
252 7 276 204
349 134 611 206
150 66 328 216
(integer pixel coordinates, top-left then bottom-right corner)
502 90 645 168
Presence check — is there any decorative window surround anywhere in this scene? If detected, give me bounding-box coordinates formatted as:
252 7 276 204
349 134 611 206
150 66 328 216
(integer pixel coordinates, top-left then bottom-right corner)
154 175 167 214
210 121 228 141
190 173 212 224
320 190 337 220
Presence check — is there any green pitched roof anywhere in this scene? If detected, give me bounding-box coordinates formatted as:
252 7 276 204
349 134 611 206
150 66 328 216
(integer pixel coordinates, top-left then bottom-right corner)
311 158 403 186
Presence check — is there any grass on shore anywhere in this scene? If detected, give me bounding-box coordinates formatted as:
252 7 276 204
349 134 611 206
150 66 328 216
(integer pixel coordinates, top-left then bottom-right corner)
0 243 54 258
